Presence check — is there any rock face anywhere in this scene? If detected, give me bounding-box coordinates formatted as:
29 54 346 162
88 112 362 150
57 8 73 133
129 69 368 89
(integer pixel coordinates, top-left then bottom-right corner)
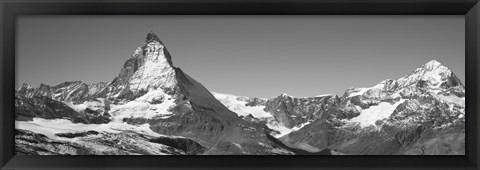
15 94 110 124
15 129 191 155
17 81 109 104
147 136 207 155
263 94 338 129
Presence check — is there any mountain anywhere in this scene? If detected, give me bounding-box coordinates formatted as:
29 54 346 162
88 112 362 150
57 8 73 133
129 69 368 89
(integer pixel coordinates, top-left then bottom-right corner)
16 81 110 104
15 32 294 155
212 60 464 154
212 92 339 138
343 60 464 100
15 31 465 155
279 60 464 154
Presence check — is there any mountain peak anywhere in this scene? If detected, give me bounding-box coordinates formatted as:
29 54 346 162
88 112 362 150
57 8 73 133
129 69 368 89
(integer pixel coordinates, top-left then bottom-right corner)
126 32 176 93
405 59 451 77
21 83 31 88
142 31 172 66
345 60 462 98
280 93 292 98
146 31 163 44
389 59 463 91
421 60 444 71
99 31 177 98
16 83 33 92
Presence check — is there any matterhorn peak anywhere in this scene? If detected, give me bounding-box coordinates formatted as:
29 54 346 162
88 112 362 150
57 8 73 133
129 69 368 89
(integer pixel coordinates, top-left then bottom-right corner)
139 31 173 67
100 31 178 98
145 31 164 44
126 32 177 93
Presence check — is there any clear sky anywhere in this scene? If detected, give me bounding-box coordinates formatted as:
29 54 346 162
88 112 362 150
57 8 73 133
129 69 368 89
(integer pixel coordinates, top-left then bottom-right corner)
17 16 465 98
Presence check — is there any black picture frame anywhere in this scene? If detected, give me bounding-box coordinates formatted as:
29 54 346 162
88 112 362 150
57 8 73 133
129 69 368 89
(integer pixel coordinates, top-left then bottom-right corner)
1 0 479 169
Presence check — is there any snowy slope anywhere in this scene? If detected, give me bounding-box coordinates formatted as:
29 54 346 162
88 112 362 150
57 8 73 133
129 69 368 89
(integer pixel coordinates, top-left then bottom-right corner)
266 119 312 138
346 99 406 128
109 92 176 121
212 92 271 118
433 94 465 107
212 92 313 138
109 99 175 121
15 118 165 140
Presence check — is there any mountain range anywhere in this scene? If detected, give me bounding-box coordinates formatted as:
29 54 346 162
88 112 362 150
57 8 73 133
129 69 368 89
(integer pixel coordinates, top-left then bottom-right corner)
15 32 465 155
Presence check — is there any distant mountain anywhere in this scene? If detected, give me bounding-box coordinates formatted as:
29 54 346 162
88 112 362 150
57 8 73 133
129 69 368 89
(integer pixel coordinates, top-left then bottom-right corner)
212 60 464 154
15 32 464 155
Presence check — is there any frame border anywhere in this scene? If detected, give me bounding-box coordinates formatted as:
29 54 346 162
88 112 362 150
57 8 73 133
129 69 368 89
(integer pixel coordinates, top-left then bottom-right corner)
1 0 479 169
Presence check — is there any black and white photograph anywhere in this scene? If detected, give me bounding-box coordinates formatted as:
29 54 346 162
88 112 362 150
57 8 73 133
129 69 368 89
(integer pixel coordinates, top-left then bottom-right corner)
14 16 465 155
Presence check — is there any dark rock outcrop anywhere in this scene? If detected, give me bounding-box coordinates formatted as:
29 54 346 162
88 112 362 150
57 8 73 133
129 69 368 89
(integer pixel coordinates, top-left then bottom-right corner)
147 136 207 155
55 131 100 138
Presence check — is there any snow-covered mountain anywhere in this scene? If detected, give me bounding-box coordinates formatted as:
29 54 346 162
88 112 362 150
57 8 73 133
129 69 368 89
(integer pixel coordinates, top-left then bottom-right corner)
212 60 464 155
279 60 464 155
344 60 463 100
15 31 464 155
212 92 338 137
15 32 300 155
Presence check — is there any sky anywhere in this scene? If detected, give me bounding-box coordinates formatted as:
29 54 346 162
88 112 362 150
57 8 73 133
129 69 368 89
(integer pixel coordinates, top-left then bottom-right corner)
17 16 465 98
